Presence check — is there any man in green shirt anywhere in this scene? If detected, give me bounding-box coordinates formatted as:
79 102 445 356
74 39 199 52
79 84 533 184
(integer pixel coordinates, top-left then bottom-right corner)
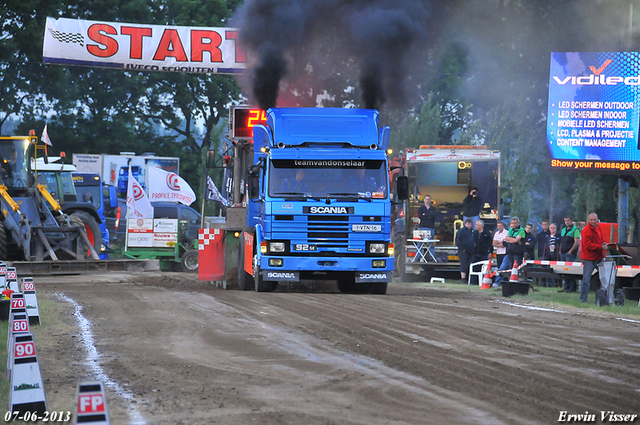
493 217 526 287
558 216 581 292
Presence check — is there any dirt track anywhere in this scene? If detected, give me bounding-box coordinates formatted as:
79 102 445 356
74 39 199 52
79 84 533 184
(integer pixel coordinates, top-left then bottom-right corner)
31 272 640 424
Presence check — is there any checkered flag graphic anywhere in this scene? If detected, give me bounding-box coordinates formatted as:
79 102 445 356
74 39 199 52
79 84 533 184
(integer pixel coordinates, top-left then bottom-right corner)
48 28 84 46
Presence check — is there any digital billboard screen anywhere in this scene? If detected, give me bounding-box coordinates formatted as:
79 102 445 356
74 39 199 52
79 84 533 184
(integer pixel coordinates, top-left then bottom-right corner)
547 52 640 173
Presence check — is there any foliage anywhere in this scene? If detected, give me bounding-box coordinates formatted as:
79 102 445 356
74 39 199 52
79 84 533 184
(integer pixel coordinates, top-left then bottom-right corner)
481 99 548 224
390 93 440 152
1 0 244 212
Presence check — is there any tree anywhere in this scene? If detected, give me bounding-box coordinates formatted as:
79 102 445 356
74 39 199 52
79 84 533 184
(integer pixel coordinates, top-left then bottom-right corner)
3 0 244 212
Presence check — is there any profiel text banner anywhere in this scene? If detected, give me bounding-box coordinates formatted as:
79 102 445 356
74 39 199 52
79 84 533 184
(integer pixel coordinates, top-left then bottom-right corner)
43 17 246 74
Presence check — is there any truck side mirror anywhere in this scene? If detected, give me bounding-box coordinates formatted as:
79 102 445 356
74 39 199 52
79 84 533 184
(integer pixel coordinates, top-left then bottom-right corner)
396 176 409 200
248 165 261 200
206 150 216 169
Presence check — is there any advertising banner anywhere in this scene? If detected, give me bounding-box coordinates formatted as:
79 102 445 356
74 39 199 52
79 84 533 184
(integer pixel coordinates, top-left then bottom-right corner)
43 17 246 74
547 52 640 173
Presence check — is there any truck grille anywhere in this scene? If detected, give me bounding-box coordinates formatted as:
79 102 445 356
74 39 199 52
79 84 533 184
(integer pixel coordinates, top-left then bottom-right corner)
307 215 349 247
273 215 351 248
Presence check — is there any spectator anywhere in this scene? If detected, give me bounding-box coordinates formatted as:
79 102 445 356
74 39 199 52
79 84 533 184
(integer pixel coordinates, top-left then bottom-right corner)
543 223 561 261
463 187 483 228
470 220 493 285
523 223 536 261
417 195 436 235
280 169 308 193
493 221 508 270
580 213 608 303
542 223 561 287
536 220 550 259
473 220 493 263
417 195 437 259
455 218 475 284
558 216 581 293
493 217 526 287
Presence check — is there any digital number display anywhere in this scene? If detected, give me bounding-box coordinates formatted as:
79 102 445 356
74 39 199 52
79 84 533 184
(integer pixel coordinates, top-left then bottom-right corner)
232 107 267 139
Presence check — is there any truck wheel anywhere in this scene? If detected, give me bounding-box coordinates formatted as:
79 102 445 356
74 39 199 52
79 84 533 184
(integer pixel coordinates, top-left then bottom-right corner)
254 263 276 292
237 231 254 291
70 211 102 255
0 221 8 260
180 250 199 273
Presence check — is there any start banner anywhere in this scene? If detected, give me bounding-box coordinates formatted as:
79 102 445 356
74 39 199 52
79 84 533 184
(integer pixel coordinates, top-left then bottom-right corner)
43 17 246 74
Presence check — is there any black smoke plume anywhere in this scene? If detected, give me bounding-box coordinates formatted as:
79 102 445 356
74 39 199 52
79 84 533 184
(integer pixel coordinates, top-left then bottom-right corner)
233 0 429 110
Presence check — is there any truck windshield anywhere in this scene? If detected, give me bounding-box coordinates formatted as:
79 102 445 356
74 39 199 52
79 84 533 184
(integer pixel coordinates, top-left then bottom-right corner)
269 159 388 198
0 138 30 191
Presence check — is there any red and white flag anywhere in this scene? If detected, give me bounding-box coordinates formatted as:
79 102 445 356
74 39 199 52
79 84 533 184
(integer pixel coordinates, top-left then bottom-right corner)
147 167 196 206
126 166 153 218
41 124 52 146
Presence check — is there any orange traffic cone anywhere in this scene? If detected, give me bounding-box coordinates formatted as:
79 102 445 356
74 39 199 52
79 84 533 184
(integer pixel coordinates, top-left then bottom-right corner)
509 261 519 283
481 271 493 289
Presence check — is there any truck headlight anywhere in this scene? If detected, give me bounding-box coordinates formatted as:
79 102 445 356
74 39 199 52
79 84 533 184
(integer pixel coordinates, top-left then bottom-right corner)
369 243 385 254
269 242 285 253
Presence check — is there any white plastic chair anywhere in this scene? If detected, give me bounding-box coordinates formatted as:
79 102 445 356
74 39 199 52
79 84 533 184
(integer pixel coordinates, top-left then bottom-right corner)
468 260 491 286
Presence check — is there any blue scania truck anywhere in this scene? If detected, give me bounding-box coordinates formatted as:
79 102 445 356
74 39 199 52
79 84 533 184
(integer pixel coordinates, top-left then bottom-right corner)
217 107 407 294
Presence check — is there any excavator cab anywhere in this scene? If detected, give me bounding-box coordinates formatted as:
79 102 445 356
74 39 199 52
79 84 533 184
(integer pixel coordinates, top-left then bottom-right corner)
0 137 32 196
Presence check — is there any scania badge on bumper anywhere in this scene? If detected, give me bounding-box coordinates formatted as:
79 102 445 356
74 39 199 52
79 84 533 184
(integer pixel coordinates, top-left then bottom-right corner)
356 272 391 283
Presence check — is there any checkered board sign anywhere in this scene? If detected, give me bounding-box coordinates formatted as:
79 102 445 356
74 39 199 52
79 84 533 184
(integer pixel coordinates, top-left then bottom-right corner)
198 229 221 250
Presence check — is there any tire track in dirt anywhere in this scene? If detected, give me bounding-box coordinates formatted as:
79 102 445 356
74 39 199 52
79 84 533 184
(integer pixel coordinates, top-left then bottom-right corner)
211 289 640 423
38 274 640 424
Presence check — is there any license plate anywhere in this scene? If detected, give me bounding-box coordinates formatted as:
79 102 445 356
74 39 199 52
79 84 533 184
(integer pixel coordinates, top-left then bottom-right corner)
352 224 382 232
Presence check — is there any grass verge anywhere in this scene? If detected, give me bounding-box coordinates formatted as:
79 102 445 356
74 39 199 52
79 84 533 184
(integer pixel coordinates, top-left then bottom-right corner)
395 278 640 317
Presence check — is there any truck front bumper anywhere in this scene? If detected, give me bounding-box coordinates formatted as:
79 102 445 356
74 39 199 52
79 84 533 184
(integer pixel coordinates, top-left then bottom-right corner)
259 255 393 282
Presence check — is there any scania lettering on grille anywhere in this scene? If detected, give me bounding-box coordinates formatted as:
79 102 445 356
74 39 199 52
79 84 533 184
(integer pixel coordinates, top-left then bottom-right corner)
303 206 354 214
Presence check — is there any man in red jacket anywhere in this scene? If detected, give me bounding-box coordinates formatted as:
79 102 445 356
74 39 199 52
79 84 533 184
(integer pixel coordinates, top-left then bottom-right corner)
580 213 608 303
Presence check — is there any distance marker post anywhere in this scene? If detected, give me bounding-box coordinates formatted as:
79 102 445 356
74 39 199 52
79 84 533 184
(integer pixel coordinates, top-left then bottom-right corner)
20 278 40 326
5 267 19 292
7 312 30 379
10 293 26 315
9 333 47 416
76 381 110 424
0 262 6 290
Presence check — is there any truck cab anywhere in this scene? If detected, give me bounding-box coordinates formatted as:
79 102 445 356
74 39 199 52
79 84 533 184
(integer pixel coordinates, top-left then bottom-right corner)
237 108 400 293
